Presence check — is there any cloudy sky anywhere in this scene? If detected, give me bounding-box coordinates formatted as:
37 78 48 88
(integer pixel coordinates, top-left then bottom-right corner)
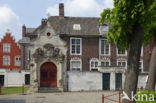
0 0 114 40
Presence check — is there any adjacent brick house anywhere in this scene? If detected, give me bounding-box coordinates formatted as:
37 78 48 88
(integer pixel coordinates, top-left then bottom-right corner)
20 3 150 92
0 31 31 87
0 31 21 70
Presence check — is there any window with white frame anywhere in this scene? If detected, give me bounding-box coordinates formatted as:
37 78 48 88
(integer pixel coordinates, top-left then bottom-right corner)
117 48 126 56
117 61 127 68
15 56 21 66
3 56 10 66
100 39 110 55
139 61 143 72
70 60 81 71
90 60 99 71
3 43 10 53
101 61 110 67
70 38 82 55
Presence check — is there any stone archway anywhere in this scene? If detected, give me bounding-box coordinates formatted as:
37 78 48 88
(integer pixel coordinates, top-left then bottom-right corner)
40 62 57 87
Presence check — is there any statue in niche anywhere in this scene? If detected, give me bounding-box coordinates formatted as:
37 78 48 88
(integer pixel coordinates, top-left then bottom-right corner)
33 48 44 58
53 48 60 56
43 44 54 57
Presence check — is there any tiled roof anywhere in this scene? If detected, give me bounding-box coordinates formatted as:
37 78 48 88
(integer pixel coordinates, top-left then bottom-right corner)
29 16 105 36
48 16 100 36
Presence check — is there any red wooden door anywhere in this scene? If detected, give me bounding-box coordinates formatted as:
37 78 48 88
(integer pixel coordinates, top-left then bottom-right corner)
40 62 57 87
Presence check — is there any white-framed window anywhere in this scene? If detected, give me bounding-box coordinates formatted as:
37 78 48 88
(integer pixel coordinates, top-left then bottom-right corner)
99 39 110 55
3 56 10 66
70 59 82 71
117 61 127 68
70 38 82 55
90 60 99 71
73 24 81 30
3 43 10 53
101 61 110 67
139 61 143 72
15 56 21 66
117 48 127 56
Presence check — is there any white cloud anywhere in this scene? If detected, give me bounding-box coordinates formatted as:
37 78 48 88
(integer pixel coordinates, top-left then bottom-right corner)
103 0 114 9
46 0 114 17
46 4 59 16
0 6 22 41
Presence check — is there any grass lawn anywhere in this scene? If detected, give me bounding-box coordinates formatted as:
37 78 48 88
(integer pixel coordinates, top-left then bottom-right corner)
1 86 29 94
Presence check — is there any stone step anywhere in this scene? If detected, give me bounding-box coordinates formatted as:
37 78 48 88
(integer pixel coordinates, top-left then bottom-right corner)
38 87 62 93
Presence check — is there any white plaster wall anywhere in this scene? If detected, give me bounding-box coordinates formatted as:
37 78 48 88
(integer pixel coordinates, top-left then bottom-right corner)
68 71 102 91
5 70 30 87
122 73 125 89
110 72 115 90
137 74 148 88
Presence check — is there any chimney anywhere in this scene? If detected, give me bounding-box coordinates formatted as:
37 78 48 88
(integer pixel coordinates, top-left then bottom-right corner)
22 25 26 37
41 19 47 27
59 3 64 18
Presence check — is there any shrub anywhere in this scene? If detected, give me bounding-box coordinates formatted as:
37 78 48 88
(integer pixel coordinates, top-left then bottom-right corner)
136 90 156 103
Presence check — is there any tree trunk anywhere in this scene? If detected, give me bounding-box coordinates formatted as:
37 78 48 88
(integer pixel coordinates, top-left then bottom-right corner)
146 37 156 90
123 24 144 103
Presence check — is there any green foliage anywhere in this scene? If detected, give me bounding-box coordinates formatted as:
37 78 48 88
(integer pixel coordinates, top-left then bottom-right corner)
136 90 156 103
144 2 156 44
100 0 156 48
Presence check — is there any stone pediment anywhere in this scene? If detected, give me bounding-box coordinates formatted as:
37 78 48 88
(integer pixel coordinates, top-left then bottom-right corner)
39 21 56 38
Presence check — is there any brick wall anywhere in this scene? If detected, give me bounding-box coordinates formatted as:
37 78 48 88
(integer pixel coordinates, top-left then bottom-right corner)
62 36 150 72
0 33 21 70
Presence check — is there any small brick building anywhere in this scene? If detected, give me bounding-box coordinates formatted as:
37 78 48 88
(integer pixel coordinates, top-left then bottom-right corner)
20 3 151 92
0 31 30 87
0 31 21 70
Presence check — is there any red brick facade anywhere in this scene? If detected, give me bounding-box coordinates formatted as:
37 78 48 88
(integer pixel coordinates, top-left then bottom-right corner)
0 32 21 70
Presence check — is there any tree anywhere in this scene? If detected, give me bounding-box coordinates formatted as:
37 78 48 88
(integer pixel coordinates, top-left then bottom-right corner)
145 3 156 89
100 0 155 103
146 37 156 90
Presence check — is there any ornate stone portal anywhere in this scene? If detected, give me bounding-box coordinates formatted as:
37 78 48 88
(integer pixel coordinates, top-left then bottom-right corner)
27 22 67 93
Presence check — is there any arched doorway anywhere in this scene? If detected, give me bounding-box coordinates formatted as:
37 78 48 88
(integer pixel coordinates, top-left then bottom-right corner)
40 62 57 87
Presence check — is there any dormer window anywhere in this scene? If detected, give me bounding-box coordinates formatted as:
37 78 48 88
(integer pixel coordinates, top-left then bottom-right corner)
73 24 81 30
99 24 109 36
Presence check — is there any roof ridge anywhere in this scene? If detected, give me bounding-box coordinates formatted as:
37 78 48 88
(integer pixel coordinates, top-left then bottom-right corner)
49 16 100 19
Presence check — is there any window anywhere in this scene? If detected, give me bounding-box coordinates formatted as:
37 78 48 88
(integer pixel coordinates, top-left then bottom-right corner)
15 56 21 66
117 48 127 56
101 61 110 67
90 60 99 71
70 38 82 55
3 43 10 53
117 61 127 68
73 24 81 30
3 56 10 66
139 61 143 72
70 60 81 71
100 39 110 55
